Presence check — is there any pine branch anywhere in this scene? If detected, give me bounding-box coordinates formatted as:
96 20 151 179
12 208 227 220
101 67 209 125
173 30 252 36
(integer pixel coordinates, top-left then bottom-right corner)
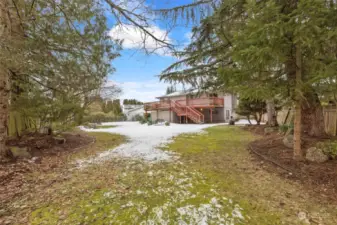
105 0 173 49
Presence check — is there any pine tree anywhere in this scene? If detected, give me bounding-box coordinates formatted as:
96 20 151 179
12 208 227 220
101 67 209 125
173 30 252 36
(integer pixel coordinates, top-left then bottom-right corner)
0 0 173 159
159 0 337 159
166 85 176 95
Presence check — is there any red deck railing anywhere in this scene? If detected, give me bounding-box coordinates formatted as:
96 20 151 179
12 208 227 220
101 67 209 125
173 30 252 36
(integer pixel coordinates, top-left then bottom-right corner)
178 97 224 108
186 106 204 123
144 97 224 111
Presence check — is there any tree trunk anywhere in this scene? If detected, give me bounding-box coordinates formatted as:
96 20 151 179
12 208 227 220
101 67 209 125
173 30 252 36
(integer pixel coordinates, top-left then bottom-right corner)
254 113 260 125
293 44 303 160
247 115 252 125
0 65 10 158
266 99 278 126
0 0 11 158
301 91 326 137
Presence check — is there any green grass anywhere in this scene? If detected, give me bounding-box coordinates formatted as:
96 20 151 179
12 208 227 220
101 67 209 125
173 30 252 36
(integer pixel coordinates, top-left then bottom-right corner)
11 126 337 224
94 125 117 129
63 131 126 162
162 126 337 224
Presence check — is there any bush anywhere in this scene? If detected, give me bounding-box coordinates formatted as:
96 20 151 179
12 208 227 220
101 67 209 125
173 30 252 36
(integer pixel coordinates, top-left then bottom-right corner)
83 112 126 124
132 114 144 121
147 120 153 126
316 141 337 160
139 118 147 124
279 124 293 134
165 121 170 126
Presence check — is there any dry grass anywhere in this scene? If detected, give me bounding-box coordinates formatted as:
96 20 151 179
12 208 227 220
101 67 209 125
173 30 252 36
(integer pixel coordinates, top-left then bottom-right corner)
163 126 337 224
3 126 337 224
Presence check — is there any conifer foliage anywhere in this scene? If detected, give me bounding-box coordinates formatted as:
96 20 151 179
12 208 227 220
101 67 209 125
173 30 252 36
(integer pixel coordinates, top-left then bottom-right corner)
0 0 171 158
160 0 337 159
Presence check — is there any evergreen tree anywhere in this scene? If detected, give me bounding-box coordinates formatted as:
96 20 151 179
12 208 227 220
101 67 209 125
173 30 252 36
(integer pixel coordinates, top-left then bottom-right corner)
0 0 172 158
166 85 176 95
159 0 337 159
112 99 122 115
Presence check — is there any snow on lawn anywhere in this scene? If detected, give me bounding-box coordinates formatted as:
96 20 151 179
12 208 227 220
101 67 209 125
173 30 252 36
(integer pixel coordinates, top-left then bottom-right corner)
32 160 247 225
32 123 250 224
76 122 224 167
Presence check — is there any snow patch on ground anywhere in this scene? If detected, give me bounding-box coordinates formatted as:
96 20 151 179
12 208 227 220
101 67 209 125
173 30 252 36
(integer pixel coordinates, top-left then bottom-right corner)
76 122 223 167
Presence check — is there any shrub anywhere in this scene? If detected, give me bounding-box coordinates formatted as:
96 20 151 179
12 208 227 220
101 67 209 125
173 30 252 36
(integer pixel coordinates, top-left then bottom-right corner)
132 114 144 121
147 120 153 126
83 112 126 124
165 121 170 126
316 141 337 160
279 124 293 134
236 98 266 125
139 118 147 124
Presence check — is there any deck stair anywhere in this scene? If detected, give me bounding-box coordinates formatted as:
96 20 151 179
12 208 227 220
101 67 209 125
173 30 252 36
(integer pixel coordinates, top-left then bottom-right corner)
171 100 204 124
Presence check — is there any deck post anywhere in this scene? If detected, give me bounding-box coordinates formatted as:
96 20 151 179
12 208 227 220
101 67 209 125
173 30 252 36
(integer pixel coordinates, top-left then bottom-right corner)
180 116 182 124
210 109 213 123
169 108 171 122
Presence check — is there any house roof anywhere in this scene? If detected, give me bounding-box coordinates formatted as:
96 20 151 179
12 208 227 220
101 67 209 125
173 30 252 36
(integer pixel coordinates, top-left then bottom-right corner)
156 89 199 99
124 106 144 115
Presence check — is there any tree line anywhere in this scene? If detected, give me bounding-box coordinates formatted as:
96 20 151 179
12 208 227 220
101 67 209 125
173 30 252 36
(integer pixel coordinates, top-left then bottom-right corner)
123 99 143 105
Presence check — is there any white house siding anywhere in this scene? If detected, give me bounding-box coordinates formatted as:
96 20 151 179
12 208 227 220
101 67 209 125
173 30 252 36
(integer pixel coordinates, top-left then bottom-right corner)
222 94 237 122
150 91 238 123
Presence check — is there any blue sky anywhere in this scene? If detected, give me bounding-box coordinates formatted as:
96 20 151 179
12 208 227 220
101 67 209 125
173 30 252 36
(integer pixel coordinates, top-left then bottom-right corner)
106 0 196 102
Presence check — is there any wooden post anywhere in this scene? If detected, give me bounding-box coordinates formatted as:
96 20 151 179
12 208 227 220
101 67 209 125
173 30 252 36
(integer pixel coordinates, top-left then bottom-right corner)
210 109 213 123
180 116 181 124
169 108 171 122
293 44 303 160
333 109 337 136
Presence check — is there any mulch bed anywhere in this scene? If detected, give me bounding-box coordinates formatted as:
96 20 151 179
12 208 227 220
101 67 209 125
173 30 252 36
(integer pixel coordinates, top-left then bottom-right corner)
244 125 337 202
0 132 95 207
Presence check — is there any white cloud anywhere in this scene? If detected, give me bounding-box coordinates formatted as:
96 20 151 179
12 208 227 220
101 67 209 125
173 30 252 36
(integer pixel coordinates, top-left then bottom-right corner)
109 24 172 56
105 79 184 102
184 31 193 42
105 80 166 102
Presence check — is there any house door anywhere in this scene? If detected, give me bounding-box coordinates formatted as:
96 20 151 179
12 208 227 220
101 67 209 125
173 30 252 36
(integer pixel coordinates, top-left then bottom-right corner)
225 110 230 121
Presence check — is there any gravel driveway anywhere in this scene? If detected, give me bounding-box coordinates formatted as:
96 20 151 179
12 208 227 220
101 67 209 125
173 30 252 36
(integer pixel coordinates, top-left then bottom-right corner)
77 122 223 167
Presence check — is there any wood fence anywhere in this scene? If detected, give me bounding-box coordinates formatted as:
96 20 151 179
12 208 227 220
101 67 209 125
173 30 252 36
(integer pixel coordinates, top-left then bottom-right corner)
277 107 337 136
8 112 35 137
324 108 337 136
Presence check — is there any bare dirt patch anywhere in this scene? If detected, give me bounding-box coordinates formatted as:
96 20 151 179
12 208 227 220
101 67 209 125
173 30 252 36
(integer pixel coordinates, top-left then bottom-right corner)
0 132 94 208
0 131 125 224
246 126 337 202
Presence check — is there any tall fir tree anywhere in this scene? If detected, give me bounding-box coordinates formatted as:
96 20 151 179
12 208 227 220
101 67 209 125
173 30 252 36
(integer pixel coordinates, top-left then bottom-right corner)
159 0 337 159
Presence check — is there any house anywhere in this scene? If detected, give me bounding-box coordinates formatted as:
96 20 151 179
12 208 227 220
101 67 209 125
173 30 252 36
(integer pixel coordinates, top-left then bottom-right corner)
122 104 145 121
144 90 237 124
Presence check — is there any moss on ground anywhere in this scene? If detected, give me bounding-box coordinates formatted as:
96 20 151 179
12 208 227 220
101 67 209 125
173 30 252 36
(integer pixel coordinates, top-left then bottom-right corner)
26 126 337 224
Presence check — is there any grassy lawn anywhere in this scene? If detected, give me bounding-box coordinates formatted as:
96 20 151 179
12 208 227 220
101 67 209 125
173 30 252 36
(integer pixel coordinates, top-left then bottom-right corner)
162 126 337 224
9 126 336 224
94 125 117 129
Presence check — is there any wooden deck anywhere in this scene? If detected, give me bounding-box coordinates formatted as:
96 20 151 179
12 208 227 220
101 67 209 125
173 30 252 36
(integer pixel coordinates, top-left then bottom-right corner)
144 97 224 111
